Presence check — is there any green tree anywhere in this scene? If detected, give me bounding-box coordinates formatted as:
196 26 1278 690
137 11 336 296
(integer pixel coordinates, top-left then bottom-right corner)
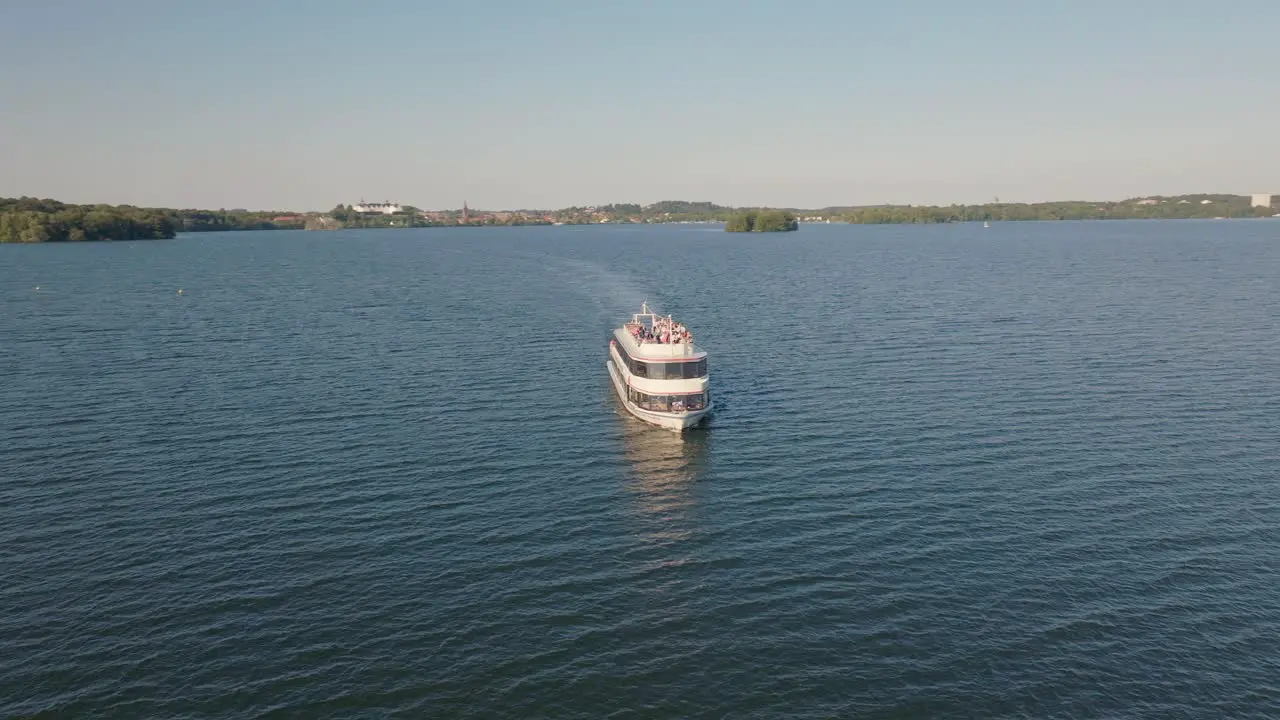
19 217 50 243
725 211 756 232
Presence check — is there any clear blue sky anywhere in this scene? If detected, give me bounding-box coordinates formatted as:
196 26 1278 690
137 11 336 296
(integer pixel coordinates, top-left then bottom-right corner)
1 0 1276 210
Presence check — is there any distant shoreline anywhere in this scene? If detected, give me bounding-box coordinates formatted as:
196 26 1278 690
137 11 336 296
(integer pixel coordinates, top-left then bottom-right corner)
3 194 1275 243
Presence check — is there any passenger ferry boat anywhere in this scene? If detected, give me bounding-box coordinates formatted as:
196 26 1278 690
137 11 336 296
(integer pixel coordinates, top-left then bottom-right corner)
607 303 711 431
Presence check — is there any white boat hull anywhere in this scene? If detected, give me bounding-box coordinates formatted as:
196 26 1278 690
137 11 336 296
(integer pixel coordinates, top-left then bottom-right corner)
607 360 710 431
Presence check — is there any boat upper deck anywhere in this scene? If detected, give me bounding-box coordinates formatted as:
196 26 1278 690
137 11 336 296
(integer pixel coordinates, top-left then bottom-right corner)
615 329 705 359
616 303 706 359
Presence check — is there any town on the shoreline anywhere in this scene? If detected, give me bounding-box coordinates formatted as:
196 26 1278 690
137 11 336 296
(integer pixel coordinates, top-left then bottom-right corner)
315 193 1280 230
1 194 1277 243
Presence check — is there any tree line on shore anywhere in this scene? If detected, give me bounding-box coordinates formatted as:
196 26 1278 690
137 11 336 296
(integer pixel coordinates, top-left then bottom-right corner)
1 197 176 243
842 195 1273 224
0 197 306 243
3 194 1273 243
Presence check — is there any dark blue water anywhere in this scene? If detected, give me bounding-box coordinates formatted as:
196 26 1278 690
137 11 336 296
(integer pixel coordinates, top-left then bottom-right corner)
3 221 1278 718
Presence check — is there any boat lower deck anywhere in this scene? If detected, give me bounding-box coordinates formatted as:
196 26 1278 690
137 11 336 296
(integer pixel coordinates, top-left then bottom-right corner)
607 359 710 431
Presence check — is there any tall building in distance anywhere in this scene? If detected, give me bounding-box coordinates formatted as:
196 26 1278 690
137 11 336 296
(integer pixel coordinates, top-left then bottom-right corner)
462 201 469 224
1251 193 1274 208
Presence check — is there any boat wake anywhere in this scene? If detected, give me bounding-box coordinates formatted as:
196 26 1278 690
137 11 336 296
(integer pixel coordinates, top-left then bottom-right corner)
548 257 656 324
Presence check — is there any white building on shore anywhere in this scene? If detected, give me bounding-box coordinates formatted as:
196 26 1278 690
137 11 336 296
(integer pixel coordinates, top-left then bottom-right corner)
1251 194 1274 208
352 201 403 215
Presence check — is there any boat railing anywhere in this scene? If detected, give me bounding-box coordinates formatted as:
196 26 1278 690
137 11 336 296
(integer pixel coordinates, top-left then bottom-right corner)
629 336 698 355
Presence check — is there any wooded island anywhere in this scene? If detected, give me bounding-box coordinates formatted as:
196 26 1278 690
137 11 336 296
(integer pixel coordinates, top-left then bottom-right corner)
725 210 800 233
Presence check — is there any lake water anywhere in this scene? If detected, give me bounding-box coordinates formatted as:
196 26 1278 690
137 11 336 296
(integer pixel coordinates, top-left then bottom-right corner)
2 221 1278 718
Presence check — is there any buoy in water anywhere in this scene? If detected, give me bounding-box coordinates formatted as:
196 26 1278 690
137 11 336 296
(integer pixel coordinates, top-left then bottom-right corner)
177 289 184 295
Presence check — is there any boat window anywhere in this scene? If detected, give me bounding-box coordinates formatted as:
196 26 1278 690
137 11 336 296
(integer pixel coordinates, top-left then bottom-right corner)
627 390 707 413
616 340 706 379
687 359 707 378
644 359 707 380
615 343 645 377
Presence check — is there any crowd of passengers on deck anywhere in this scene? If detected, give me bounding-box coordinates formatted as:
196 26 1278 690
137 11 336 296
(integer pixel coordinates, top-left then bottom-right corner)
629 317 692 345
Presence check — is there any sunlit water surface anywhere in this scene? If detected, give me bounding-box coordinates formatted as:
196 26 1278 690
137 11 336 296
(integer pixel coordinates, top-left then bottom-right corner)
2 221 1278 718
